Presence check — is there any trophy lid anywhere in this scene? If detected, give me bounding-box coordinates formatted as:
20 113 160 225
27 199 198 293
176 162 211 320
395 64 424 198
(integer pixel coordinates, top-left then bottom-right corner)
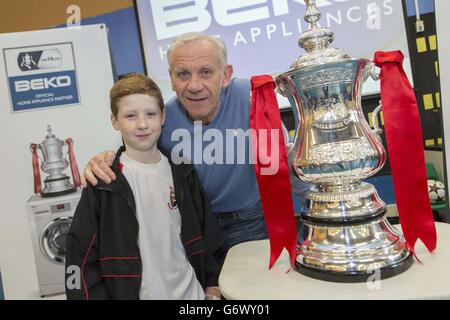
45 125 55 139
289 0 350 70
40 125 63 148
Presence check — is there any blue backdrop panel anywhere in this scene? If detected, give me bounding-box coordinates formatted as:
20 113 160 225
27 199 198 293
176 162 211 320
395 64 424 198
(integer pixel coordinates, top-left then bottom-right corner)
56 7 145 76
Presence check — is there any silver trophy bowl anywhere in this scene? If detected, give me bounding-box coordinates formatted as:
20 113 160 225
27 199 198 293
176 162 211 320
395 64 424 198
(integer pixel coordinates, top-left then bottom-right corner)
275 0 412 282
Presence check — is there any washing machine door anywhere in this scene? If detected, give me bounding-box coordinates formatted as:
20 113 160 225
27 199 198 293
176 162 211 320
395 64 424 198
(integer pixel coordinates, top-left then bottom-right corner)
40 216 73 264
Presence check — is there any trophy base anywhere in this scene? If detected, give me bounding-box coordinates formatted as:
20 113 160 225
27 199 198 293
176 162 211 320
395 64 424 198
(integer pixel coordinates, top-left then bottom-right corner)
294 254 413 283
41 188 76 198
295 216 413 283
42 176 76 198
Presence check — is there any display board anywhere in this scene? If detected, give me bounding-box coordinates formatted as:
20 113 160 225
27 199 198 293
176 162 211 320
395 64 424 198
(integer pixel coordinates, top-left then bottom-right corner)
0 24 121 299
136 0 414 107
435 0 450 205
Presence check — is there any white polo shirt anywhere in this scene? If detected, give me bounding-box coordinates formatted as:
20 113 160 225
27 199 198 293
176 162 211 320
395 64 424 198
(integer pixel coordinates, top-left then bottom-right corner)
120 151 204 300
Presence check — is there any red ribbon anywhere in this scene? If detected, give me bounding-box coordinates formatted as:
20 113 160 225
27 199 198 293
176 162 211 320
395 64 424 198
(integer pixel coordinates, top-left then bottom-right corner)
250 75 297 268
374 50 437 254
66 138 81 189
30 143 42 195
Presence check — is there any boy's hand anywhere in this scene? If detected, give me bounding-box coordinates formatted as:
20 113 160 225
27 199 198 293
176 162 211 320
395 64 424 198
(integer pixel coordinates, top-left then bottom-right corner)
205 286 221 300
81 151 117 187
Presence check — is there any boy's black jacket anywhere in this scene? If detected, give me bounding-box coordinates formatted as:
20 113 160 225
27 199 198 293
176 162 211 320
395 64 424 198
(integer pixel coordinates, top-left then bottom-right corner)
65 146 222 300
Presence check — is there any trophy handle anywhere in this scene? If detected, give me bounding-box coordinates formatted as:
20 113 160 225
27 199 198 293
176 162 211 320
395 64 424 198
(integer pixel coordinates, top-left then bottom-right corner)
63 142 70 160
371 101 383 139
366 62 380 81
281 123 294 154
365 62 383 140
30 144 42 196
34 144 45 163
65 138 81 189
276 75 302 151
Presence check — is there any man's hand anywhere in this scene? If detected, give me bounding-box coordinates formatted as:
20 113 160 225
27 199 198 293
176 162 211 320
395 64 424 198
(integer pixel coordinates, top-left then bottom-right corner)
205 286 221 300
81 151 117 187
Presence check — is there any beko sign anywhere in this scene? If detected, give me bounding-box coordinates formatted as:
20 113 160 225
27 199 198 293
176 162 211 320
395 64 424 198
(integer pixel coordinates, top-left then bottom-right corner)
15 76 72 92
3 43 80 112
150 0 394 43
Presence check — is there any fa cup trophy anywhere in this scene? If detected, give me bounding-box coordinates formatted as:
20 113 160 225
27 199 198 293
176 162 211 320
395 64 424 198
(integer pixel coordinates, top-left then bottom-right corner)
275 0 413 282
30 125 81 197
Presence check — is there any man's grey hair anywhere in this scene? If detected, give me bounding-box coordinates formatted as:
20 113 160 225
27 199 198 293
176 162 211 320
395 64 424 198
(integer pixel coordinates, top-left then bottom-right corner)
167 32 228 68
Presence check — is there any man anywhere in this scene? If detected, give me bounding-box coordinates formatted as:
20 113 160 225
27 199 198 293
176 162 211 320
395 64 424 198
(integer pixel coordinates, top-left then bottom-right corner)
83 32 309 263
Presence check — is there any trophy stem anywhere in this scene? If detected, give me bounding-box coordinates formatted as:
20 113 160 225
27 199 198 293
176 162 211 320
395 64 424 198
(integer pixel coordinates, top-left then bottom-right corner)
318 181 361 193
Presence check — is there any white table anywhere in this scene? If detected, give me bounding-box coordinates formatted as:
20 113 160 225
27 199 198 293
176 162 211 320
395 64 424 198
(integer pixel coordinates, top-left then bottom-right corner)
219 222 450 300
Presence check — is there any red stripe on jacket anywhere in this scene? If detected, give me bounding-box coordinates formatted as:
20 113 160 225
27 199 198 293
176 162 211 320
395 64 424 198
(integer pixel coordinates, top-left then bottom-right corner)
99 257 139 261
81 233 97 301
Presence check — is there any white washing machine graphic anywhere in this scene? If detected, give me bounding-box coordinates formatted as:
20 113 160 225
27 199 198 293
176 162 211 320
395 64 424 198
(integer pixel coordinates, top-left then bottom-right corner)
26 190 81 297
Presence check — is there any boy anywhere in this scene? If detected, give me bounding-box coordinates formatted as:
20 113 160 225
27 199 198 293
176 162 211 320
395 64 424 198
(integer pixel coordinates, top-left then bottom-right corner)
65 73 222 300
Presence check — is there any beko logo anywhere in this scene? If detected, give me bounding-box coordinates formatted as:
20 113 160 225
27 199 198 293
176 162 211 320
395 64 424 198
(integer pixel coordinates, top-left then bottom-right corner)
151 0 351 40
14 76 72 92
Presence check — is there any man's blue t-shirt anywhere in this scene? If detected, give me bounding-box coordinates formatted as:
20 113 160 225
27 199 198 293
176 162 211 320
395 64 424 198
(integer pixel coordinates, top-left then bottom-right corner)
159 78 260 213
